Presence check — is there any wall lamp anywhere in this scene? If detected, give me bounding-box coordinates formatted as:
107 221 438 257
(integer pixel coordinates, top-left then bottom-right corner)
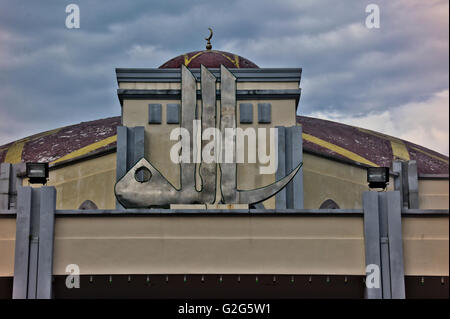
367 167 389 189
26 162 49 185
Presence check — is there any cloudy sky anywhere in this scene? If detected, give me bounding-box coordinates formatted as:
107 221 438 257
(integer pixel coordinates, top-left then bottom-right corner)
0 0 448 155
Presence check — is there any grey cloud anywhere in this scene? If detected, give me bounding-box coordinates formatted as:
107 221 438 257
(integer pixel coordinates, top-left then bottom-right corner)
0 0 448 155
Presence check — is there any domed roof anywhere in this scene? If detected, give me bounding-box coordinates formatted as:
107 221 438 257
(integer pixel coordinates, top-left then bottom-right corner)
159 50 259 69
0 117 120 165
0 116 448 176
297 116 449 174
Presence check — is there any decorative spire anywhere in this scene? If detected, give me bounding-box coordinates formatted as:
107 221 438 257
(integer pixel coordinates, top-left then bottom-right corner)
205 27 213 50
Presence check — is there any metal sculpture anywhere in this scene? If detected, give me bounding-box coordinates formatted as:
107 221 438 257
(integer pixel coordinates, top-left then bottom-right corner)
115 65 302 208
205 27 213 50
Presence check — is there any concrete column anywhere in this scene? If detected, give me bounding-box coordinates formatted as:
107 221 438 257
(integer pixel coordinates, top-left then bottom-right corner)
275 127 287 209
363 191 382 299
407 161 419 209
0 163 26 210
36 187 57 299
393 160 419 209
12 186 57 299
386 191 405 298
276 126 304 209
363 190 405 299
0 163 11 210
116 126 145 209
378 192 392 299
12 187 32 299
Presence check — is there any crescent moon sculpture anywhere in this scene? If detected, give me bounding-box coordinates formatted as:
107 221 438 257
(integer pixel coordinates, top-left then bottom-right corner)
205 27 213 50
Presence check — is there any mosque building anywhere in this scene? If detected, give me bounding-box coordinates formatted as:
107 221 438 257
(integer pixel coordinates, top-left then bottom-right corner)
0 34 448 299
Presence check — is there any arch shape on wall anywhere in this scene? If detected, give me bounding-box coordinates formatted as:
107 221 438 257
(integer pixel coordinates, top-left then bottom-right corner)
319 199 340 209
78 200 98 210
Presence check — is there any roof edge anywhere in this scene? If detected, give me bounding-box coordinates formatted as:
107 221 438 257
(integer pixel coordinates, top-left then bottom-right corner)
116 68 302 85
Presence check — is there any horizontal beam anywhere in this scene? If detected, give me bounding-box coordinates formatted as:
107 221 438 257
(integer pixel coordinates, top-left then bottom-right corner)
3 208 448 217
116 67 302 83
117 89 301 108
418 174 449 180
0 209 16 216
55 208 363 216
402 208 449 216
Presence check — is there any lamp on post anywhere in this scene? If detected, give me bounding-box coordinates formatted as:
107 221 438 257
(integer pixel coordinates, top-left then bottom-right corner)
367 167 389 190
26 162 49 185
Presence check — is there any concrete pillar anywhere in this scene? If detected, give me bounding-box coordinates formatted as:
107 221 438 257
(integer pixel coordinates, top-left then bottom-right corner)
393 160 419 209
276 126 304 209
115 126 145 209
0 163 26 210
12 186 56 299
363 190 405 299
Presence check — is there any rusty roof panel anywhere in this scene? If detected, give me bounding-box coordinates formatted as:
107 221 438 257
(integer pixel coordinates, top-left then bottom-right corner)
22 117 120 163
0 116 447 175
404 141 449 175
297 116 448 175
298 116 393 167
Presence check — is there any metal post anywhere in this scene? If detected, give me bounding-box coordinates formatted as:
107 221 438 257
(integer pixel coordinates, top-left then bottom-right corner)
0 163 26 211
285 126 304 209
37 187 56 299
13 186 57 299
10 163 25 210
275 126 304 209
12 187 32 299
363 191 383 299
0 163 12 210
386 191 405 298
116 126 145 209
116 126 128 184
378 192 392 299
407 161 419 209
401 162 410 208
392 160 403 208
393 160 419 209
363 190 406 299
275 127 287 209
26 188 40 299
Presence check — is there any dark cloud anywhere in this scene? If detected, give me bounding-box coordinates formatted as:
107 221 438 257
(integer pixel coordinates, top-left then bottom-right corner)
0 0 448 153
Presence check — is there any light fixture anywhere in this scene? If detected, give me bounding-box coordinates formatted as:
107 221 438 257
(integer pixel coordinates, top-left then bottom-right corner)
26 162 49 185
367 167 389 189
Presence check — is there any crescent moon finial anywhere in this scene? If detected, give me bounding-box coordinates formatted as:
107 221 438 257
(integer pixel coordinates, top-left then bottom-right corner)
205 27 213 50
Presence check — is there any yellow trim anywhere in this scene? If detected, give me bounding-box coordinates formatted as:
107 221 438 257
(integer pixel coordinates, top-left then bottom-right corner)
3 128 61 164
219 52 240 68
51 135 117 164
358 128 410 160
390 140 410 160
4 141 26 164
410 146 449 164
184 52 204 67
183 51 240 68
302 133 379 167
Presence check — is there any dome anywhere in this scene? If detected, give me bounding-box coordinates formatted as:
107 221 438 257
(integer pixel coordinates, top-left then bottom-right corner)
159 50 259 69
0 116 448 175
